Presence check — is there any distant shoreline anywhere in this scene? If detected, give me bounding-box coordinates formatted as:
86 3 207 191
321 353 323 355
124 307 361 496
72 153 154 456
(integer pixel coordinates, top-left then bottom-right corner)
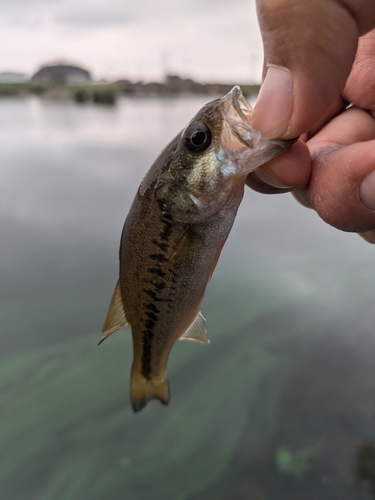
0 81 260 104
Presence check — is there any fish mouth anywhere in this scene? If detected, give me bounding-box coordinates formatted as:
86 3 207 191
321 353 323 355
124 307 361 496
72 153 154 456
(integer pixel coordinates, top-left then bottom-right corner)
221 86 297 175
222 85 253 137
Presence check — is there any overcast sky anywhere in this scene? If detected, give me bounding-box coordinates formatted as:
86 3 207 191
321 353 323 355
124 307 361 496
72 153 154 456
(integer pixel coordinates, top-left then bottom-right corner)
1 0 264 83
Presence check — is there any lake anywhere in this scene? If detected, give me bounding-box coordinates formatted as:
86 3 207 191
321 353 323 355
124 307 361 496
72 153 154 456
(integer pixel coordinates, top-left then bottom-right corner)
2 94 375 500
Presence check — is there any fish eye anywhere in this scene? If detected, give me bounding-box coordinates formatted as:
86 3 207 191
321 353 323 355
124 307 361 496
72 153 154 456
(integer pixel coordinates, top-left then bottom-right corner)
184 124 212 153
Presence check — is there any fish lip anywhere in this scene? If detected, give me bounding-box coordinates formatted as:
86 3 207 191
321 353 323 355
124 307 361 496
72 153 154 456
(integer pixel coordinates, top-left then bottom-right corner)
221 87 299 149
223 85 253 121
221 86 257 148
221 85 253 132
220 87 299 175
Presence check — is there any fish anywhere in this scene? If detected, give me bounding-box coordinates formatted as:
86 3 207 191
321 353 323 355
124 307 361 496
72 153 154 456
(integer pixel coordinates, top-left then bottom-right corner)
100 86 295 412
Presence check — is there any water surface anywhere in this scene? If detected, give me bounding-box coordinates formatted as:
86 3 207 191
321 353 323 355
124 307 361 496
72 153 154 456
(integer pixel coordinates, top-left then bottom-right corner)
2 95 375 500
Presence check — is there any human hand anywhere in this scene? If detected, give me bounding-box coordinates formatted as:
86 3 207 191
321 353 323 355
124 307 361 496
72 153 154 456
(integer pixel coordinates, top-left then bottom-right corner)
247 0 375 243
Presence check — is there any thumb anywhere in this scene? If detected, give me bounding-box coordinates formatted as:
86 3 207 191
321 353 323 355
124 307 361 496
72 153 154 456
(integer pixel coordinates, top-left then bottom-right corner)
251 0 375 139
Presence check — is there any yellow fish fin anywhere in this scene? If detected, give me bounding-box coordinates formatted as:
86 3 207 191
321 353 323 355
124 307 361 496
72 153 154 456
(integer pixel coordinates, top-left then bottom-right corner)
180 311 210 344
99 280 129 345
130 367 170 412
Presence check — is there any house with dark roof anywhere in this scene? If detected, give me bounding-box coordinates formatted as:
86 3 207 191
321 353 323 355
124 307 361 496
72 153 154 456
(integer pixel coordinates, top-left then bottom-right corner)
31 64 91 84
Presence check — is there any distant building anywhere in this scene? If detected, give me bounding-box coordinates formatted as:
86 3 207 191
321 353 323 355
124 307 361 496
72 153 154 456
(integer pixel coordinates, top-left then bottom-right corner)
31 64 91 84
165 74 195 85
0 72 28 83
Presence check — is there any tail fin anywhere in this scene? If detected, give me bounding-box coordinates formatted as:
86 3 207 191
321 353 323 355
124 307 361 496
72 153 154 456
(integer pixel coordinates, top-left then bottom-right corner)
130 366 170 412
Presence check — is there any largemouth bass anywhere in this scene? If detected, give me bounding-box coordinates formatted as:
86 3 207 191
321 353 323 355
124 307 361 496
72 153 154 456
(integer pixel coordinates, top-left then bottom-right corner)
101 86 294 412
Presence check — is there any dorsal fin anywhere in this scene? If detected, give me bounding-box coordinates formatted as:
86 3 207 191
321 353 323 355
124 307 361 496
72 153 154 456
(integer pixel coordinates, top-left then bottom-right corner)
99 281 129 345
180 311 210 344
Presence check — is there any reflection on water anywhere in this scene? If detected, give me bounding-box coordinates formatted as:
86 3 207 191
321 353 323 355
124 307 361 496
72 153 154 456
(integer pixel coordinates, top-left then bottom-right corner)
2 95 375 500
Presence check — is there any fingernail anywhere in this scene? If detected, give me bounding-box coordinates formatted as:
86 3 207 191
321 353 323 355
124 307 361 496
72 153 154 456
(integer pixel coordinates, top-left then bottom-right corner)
251 65 294 139
360 170 375 211
254 165 293 189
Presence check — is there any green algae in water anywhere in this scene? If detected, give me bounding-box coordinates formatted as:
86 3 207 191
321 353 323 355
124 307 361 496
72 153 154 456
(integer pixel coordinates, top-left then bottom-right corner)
274 444 321 478
1 275 293 500
5 276 375 500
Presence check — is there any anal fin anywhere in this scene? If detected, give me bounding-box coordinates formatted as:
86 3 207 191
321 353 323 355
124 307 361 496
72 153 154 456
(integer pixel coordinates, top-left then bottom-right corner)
180 311 209 344
99 280 129 345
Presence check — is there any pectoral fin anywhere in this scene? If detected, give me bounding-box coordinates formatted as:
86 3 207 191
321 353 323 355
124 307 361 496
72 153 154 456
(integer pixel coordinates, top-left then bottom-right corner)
99 281 129 345
168 226 225 285
180 311 209 344
208 240 226 282
166 226 200 281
